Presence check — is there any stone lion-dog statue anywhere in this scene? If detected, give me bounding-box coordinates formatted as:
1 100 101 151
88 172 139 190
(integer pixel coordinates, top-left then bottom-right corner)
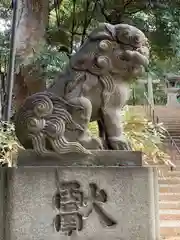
15 23 150 156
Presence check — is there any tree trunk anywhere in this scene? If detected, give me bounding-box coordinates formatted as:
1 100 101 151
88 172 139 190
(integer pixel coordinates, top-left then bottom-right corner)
14 0 49 110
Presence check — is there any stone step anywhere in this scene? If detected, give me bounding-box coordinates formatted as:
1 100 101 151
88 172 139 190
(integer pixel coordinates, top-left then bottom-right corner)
167 152 179 158
165 140 180 142
170 136 180 138
158 115 180 117
167 163 180 168
163 143 180 146
160 119 180 121
160 124 180 127
162 117 180 118
166 135 180 137
162 126 180 129
163 141 180 144
164 120 180 122
160 225 180 237
163 126 180 129
160 201 180 210
165 171 180 176
165 121 180 122
155 109 180 112
160 237 180 240
155 109 180 111
165 130 180 133
166 130 180 132
160 210 180 221
168 140 180 142
159 162 180 168
160 215 180 221
164 125 180 127
160 193 180 201
158 117 180 119
165 148 180 151
165 135 180 138
159 173 180 179
166 127 180 129
166 134 180 137
160 184 180 193
172 167 180 171
166 133 180 135
163 142 180 146
164 142 180 145
166 128 180 130
159 178 180 184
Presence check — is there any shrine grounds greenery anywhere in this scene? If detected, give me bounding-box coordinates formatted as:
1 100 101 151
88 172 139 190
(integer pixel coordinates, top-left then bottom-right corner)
2 1 180 107
0 121 21 167
0 106 172 168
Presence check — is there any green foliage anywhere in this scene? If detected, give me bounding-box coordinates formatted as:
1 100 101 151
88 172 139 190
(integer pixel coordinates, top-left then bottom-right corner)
89 105 172 166
47 1 180 59
128 83 146 105
0 121 21 166
31 44 69 85
122 106 171 166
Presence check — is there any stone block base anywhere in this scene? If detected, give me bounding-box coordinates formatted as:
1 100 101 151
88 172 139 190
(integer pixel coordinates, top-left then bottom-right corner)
0 150 159 240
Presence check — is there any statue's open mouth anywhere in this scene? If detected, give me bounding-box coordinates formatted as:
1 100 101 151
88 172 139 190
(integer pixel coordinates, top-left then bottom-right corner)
122 45 149 69
136 47 149 68
115 24 150 69
137 42 150 64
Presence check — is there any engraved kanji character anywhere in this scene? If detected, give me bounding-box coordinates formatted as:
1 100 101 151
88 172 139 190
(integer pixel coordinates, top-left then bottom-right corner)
80 183 117 227
53 181 84 236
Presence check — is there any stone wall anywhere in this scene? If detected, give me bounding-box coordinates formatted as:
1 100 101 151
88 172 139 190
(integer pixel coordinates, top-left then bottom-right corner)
0 150 160 240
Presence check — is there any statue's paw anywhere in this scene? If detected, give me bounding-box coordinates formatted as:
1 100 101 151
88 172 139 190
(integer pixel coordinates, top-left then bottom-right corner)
78 132 104 150
91 136 104 150
79 137 104 150
109 137 132 150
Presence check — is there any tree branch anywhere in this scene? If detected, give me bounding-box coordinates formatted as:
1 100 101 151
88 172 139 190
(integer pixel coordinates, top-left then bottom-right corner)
81 0 90 45
81 0 98 45
86 0 98 28
70 0 76 54
125 6 148 15
97 0 112 23
123 0 133 9
50 0 64 12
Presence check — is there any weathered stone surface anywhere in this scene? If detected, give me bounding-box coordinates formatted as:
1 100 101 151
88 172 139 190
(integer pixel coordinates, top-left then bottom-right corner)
166 74 180 106
16 149 142 166
0 168 7 240
1 152 159 240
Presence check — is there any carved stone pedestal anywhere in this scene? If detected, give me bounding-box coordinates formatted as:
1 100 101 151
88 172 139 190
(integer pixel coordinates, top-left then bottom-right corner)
0 150 159 240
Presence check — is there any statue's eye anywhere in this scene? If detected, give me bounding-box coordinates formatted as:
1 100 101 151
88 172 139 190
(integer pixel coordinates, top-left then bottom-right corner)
134 35 140 43
123 30 130 38
117 30 130 41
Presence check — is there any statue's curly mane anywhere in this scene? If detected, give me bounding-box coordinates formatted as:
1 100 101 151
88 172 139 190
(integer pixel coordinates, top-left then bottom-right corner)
15 92 91 155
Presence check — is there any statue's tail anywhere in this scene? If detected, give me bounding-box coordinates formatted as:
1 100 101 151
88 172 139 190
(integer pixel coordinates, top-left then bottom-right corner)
15 92 91 156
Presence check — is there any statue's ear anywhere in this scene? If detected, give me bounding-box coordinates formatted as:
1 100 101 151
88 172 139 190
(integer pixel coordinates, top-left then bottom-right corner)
104 23 116 39
88 23 114 41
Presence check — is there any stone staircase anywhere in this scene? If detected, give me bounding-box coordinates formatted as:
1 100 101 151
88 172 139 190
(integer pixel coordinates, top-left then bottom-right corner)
130 105 180 239
154 106 180 240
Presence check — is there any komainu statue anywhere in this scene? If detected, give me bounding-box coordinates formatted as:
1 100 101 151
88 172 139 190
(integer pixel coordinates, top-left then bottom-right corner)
15 23 150 156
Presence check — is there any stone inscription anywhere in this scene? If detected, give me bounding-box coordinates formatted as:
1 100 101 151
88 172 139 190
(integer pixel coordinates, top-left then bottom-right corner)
53 176 117 236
